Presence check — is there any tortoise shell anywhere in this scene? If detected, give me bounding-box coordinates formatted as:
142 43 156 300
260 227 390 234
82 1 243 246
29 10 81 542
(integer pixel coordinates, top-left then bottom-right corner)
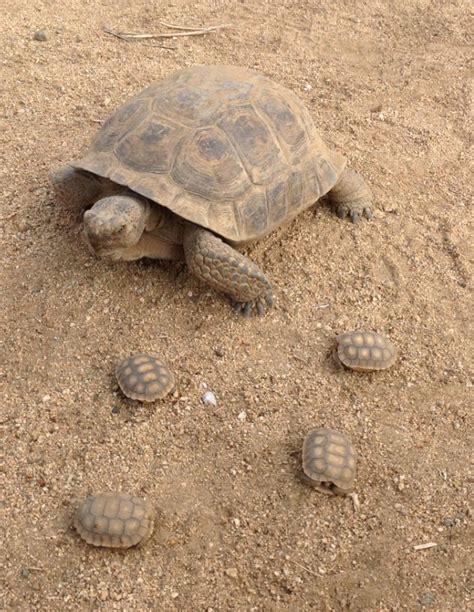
72 65 346 243
74 492 154 548
302 428 356 495
116 353 174 402
337 330 397 371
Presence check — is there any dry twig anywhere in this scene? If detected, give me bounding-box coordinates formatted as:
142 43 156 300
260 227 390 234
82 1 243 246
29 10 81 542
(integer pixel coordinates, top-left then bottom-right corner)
288 560 320 578
104 23 231 42
350 492 360 512
413 542 437 551
159 21 212 31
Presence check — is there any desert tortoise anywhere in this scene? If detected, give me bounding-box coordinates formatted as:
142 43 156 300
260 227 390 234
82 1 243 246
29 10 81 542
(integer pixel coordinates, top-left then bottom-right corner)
74 492 154 548
50 65 372 315
302 428 356 495
337 330 397 371
116 353 174 401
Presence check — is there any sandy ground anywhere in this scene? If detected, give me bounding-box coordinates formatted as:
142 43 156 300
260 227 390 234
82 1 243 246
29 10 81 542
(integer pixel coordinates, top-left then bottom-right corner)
1 0 472 610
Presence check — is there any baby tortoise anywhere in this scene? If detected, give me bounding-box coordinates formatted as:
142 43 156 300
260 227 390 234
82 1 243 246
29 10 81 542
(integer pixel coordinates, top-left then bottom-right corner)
50 65 372 316
337 330 397 371
116 353 174 401
74 492 154 548
302 428 356 495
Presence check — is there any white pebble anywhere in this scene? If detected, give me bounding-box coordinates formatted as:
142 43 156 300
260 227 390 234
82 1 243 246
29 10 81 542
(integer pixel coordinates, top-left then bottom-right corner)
225 568 238 578
201 391 217 406
237 410 247 421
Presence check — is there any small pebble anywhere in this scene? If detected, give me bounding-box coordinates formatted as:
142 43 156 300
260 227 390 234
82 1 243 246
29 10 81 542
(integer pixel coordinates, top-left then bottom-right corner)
41 394 51 403
33 30 48 41
213 346 225 357
370 103 383 113
201 391 217 406
16 219 30 232
418 592 436 607
225 568 238 578
237 410 247 421
111 405 120 414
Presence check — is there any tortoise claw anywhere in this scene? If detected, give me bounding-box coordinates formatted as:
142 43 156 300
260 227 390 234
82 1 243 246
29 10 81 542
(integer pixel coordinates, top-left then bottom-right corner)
336 204 348 219
350 209 360 223
232 300 243 314
243 302 252 317
363 206 373 220
230 294 272 317
256 300 265 316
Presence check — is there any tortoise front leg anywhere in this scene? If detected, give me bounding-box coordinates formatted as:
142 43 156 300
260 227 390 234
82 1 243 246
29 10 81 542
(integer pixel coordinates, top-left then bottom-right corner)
183 226 273 316
328 167 373 223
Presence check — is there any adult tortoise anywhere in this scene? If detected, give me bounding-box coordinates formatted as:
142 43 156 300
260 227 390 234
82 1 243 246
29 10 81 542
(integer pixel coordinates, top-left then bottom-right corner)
51 65 372 315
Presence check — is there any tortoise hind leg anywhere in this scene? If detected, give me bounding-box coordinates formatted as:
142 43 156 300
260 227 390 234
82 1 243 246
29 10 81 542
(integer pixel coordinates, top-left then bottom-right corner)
183 225 273 316
49 165 105 209
328 167 373 223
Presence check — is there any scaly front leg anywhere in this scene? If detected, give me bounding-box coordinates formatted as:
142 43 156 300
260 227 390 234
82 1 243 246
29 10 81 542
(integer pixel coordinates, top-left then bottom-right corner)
183 226 273 316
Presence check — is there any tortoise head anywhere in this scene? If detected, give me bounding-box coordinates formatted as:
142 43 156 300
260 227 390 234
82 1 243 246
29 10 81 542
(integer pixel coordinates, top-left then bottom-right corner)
83 194 149 260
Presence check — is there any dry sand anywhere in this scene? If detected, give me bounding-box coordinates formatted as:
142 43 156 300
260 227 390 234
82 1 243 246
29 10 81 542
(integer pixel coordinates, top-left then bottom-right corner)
1 0 472 609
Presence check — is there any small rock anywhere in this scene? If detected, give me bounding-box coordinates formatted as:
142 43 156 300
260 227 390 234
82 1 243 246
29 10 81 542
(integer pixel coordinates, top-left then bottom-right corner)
111 405 120 414
171 592 179 599
225 568 238 578
41 394 51 403
419 592 436 607
370 103 383 113
442 517 455 528
394 503 408 516
213 346 225 357
33 30 48 42
201 391 217 406
20 568 30 578
237 410 247 421
16 219 30 232
302 82 312 92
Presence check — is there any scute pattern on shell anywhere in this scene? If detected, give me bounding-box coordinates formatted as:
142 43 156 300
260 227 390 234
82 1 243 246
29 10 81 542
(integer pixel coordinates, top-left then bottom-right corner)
74 492 154 548
72 65 346 243
337 330 397 371
116 353 174 401
302 428 356 495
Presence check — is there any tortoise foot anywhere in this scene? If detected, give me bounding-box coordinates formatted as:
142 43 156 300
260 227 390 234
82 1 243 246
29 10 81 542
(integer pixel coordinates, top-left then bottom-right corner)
231 293 274 317
334 200 373 223
329 167 373 223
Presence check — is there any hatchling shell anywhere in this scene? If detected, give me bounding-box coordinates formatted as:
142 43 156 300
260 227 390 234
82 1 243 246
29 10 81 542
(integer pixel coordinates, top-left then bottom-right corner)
116 353 174 401
337 330 396 371
72 65 347 244
302 428 356 495
74 492 154 548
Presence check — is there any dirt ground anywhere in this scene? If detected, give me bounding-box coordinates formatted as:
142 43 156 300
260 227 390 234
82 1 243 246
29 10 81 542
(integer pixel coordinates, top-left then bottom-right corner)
1 0 472 610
